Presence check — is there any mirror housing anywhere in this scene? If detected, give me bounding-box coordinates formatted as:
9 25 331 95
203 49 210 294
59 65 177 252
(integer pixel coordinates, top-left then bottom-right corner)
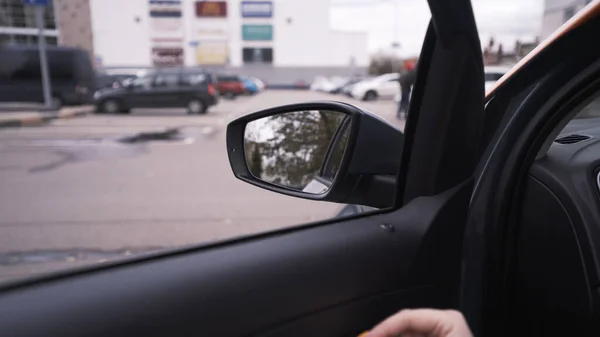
226 101 404 208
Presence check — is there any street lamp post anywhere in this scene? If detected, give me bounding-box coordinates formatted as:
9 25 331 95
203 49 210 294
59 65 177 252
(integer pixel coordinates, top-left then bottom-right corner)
391 0 401 74
23 0 53 109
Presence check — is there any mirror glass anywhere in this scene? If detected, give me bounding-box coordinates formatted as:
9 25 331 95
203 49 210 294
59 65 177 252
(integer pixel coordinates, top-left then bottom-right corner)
244 109 351 194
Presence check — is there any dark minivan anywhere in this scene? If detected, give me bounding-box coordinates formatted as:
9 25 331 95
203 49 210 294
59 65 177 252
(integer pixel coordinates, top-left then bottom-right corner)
0 45 96 108
94 68 219 114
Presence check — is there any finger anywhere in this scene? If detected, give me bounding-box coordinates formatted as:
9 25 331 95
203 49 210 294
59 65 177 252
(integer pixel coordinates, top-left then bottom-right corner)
368 309 448 337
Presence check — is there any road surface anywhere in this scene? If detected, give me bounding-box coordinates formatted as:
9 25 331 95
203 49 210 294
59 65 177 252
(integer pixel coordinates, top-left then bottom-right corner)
0 90 403 282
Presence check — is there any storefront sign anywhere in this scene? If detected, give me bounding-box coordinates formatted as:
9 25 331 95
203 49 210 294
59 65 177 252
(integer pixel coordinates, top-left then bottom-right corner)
240 1 272 18
241 24 273 41
197 27 228 39
150 18 184 33
149 0 182 18
149 0 183 39
242 47 273 63
196 40 229 65
195 1 227 17
152 47 184 66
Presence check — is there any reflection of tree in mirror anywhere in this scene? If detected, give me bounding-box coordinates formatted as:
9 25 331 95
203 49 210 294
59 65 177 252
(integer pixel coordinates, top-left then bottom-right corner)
244 110 346 190
248 143 263 179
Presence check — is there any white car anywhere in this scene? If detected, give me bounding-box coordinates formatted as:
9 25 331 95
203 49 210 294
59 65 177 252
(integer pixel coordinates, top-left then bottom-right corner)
310 76 336 92
484 65 511 92
351 73 400 101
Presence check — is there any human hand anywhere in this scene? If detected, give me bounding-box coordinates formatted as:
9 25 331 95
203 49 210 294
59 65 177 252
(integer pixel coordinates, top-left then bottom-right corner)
363 308 473 337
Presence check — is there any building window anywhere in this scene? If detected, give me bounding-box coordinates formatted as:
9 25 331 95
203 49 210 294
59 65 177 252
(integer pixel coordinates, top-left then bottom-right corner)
0 33 57 45
242 47 273 64
0 0 56 29
563 6 576 22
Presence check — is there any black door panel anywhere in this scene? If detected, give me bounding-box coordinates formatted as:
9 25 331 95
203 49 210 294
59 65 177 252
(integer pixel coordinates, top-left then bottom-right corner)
0 183 471 337
259 286 441 337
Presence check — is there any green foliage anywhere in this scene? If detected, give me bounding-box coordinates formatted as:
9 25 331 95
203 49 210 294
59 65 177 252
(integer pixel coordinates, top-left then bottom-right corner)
368 55 404 75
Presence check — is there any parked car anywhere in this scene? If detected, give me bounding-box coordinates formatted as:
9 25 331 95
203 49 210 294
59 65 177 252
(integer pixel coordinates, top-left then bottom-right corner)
252 77 266 91
94 68 218 114
484 65 511 92
216 74 245 99
350 73 400 101
333 77 364 95
242 77 258 94
0 45 96 108
241 76 261 95
341 77 372 97
95 73 138 90
309 76 336 92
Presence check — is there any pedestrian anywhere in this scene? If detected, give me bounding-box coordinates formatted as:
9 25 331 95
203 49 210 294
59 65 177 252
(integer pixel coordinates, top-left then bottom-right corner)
397 62 417 120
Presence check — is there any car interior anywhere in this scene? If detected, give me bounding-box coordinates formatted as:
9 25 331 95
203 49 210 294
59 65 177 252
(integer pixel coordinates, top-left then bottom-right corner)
461 13 600 336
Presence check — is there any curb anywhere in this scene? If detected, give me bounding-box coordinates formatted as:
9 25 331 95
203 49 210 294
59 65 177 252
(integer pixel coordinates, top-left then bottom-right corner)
0 106 93 128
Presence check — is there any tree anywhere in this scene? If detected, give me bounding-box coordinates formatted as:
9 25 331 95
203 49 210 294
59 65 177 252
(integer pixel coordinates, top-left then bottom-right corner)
244 110 346 190
368 53 404 75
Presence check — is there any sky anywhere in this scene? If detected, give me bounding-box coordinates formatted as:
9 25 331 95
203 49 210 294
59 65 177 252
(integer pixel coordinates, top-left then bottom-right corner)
329 0 545 57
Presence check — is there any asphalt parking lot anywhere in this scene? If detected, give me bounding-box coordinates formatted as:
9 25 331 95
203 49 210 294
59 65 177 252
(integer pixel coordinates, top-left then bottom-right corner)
0 90 402 282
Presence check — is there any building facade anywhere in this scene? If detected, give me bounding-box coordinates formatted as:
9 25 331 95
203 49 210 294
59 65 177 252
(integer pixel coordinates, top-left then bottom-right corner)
0 0 95 65
0 0 58 45
541 0 593 39
89 0 369 83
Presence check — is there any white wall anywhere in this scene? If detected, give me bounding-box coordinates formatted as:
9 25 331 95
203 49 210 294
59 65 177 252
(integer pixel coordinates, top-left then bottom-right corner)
541 0 590 39
272 0 368 67
91 0 151 66
91 0 368 68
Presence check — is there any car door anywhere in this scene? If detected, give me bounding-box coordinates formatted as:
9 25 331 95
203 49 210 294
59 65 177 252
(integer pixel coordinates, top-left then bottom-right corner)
0 0 484 336
126 74 155 108
151 71 184 108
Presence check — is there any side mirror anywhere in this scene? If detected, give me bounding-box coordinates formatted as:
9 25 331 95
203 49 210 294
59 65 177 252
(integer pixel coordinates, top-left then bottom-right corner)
226 101 404 208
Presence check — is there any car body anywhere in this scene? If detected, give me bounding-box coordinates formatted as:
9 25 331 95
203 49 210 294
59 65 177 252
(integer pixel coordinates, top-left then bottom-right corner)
95 73 138 90
241 76 261 94
0 45 95 108
309 76 338 92
4 1 600 337
252 77 266 91
483 65 511 92
329 77 363 94
216 74 246 99
94 68 218 114
351 72 400 101
342 77 373 97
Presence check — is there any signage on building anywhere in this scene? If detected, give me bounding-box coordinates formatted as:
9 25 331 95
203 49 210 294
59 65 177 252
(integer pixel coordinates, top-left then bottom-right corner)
196 1 227 17
241 25 273 41
198 28 228 39
196 40 229 65
149 0 182 18
152 47 184 66
149 0 184 39
240 1 272 18
242 47 273 63
150 18 184 33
